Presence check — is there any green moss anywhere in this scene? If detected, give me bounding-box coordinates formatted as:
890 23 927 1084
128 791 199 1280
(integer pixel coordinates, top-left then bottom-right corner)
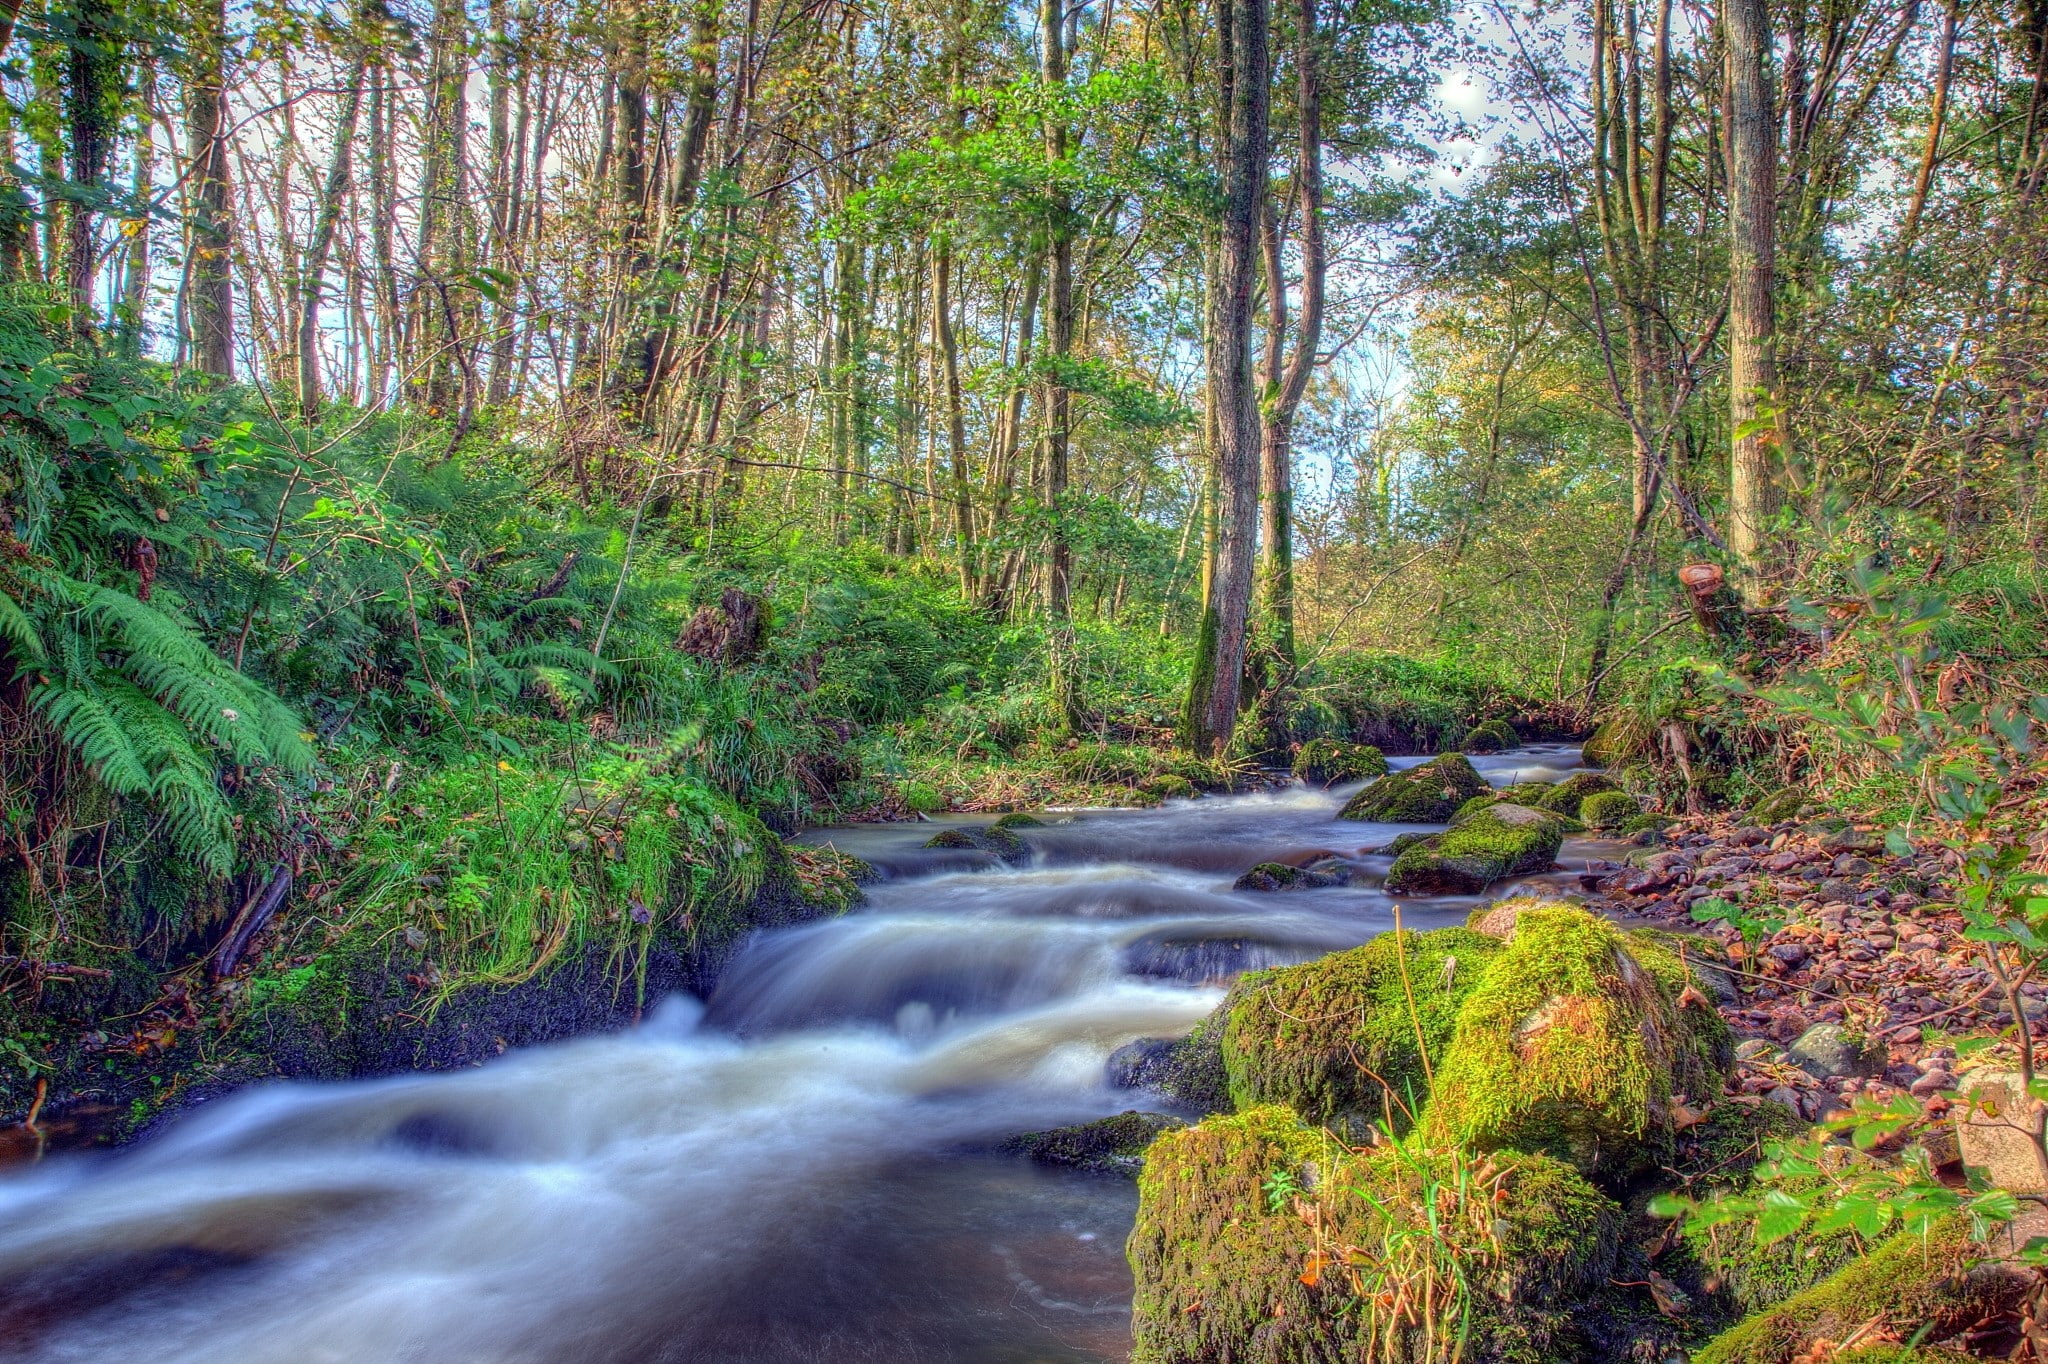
1621 812 1673 835
1421 906 1731 1178
1386 805 1564 895
1292 738 1389 786
1231 861 1341 892
1580 790 1639 830
1535 771 1619 814
1454 792 1502 820
1002 1110 1185 1176
1129 1104 1621 1364
924 828 978 849
1339 753 1491 823
1749 788 1811 824
1137 773 1195 800
991 812 1046 829
1461 719 1519 754
1692 1216 2029 1364
1221 928 1503 1136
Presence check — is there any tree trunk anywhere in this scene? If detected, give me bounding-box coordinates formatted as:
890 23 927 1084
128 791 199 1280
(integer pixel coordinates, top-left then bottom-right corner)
1040 0 1082 733
1257 0 1323 677
63 0 120 324
1724 0 1783 601
1185 0 1268 757
297 57 367 416
186 0 234 375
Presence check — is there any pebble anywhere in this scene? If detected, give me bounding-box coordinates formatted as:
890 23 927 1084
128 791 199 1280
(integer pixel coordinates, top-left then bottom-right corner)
1734 1038 1777 1061
1910 1070 1955 1096
1767 942 1809 966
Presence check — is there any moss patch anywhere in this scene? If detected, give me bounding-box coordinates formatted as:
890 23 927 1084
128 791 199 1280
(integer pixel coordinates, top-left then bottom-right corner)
1579 790 1639 830
1128 1104 1621 1364
1691 1216 2030 1364
1421 906 1731 1179
1340 753 1491 823
1232 861 1343 892
1461 719 1519 754
1386 804 1564 895
1002 1110 1186 1176
1220 927 1504 1136
1536 771 1619 815
1292 739 1389 786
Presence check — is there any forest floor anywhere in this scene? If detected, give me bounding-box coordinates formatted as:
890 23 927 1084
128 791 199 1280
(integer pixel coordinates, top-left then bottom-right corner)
1584 786 2048 1142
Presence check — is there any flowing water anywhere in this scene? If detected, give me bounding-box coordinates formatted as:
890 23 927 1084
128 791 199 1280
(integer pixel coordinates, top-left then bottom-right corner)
0 746 1604 1364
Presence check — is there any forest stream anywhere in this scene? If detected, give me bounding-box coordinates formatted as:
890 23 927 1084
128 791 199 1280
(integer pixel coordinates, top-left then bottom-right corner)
0 746 1604 1364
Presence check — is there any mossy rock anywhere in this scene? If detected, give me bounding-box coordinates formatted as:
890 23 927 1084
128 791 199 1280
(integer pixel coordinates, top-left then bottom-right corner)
1580 715 1639 768
991 812 1046 829
1502 780 1556 805
1534 771 1618 815
1748 787 1811 825
1001 1110 1185 1177
1380 830 1435 856
1386 805 1564 896
1454 792 1503 821
1232 861 1343 893
1691 1215 2030 1364
1220 928 1504 1136
1579 790 1639 831
1137 773 1195 801
1339 753 1491 823
1621 812 1672 836
1420 906 1732 1179
1292 738 1389 787
1108 1016 1231 1113
1129 1104 1621 1364
922 825 1030 863
1461 719 1519 754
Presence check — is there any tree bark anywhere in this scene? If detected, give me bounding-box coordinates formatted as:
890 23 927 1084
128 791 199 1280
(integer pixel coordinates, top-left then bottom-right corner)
186 0 234 375
1724 0 1783 601
1185 0 1268 756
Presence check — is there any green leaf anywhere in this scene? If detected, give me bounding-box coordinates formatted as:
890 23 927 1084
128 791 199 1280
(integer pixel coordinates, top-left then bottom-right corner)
1754 1189 1807 1246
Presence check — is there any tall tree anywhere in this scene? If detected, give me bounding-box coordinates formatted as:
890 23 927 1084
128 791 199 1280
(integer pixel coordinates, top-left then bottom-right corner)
1185 0 1269 755
1724 0 1783 600
1257 0 1325 676
185 0 233 375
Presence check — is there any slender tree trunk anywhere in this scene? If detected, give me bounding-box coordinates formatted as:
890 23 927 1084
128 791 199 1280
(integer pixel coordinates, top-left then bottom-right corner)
1185 0 1268 756
1257 0 1323 678
1040 0 1081 733
187 0 234 374
1725 0 1783 601
297 58 367 416
116 58 156 354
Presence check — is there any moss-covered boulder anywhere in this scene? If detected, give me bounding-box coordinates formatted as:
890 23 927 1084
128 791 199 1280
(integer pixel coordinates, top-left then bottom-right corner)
991 812 1046 829
1579 790 1639 830
1461 719 1519 754
1292 738 1389 787
1535 771 1620 815
1385 804 1564 895
922 825 1030 863
1580 715 1642 768
1107 1017 1231 1113
1129 1105 1622 1364
1231 861 1343 892
1221 928 1503 1136
1339 753 1491 823
1748 787 1811 824
1681 1149 1881 1315
1001 1110 1185 1177
1691 1215 2030 1364
1420 906 1732 1179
